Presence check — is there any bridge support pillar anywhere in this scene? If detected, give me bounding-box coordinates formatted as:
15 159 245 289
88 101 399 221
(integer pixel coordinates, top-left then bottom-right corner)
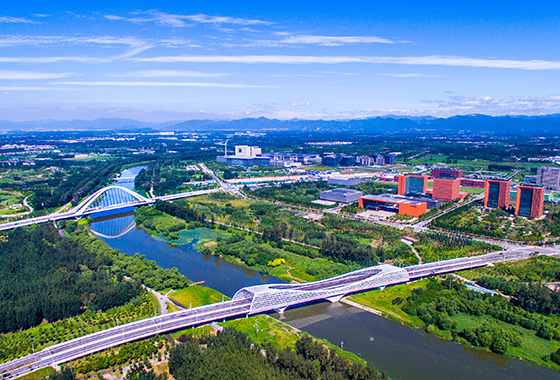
275 307 287 315
378 286 386 291
325 294 344 303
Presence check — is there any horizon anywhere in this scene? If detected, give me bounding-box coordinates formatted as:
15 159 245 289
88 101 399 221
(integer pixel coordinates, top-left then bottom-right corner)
1 1 560 121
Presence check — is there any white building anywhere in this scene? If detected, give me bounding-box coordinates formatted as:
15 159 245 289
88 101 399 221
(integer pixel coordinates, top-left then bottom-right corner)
537 166 560 191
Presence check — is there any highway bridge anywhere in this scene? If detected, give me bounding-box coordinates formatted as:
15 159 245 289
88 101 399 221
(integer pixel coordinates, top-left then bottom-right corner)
0 186 219 232
1 245 557 380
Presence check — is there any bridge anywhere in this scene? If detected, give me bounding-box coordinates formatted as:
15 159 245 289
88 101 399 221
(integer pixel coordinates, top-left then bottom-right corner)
0 186 219 232
1 245 557 380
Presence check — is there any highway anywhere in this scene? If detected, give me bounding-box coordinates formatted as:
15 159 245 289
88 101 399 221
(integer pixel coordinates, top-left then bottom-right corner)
1 244 558 380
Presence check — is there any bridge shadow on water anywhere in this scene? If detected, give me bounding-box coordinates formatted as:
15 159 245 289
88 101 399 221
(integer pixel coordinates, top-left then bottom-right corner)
90 211 136 239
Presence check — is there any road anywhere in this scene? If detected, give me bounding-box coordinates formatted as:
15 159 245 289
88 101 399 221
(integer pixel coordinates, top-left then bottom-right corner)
2 244 558 380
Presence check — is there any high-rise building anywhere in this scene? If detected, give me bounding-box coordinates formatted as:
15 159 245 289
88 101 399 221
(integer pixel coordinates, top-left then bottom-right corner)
432 178 460 201
515 185 545 218
397 175 427 196
537 167 560 191
383 154 396 165
431 168 463 179
484 180 511 209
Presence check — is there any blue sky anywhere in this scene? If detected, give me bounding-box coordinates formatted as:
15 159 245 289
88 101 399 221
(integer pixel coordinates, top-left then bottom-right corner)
1 1 560 121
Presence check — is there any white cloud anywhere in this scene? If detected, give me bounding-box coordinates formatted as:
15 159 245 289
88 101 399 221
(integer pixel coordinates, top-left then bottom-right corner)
0 71 74 80
379 73 443 78
54 81 272 88
105 10 271 28
0 86 76 91
0 56 109 63
110 70 228 78
274 34 407 46
135 54 560 70
0 16 39 24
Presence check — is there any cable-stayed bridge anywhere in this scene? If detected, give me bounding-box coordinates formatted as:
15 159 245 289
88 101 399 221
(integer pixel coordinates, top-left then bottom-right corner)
1 245 558 380
0 186 219 232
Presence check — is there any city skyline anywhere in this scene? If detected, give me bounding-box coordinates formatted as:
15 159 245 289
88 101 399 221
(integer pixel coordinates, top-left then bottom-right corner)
1 1 560 121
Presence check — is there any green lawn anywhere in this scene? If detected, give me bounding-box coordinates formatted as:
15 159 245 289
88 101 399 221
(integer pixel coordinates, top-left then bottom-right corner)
348 280 427 328
169 286 228 308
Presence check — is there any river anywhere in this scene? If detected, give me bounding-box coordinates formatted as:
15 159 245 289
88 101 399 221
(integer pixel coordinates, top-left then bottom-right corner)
91 166 559 380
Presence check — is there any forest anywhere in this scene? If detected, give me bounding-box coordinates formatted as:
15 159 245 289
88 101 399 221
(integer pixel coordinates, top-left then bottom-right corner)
168 328 387 380
0 224 141 333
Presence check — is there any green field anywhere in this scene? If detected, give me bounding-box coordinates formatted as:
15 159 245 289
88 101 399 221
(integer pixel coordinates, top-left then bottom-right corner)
169 286 228 308
348 280 427 328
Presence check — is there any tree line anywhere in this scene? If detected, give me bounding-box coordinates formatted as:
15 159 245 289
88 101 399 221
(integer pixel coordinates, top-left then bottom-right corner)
0 224 142 333
168 328 387 380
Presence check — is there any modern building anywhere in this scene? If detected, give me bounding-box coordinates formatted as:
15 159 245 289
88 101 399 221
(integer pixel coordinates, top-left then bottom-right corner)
515 186 545 218
359 194 427 217
484 180 511 209
235 145 262 157
460 178 486 188
320 188 364 204
431 168 463 179
397 175 428 196
537 166 560 191
383 154 396 165
263 152 322 166
328 176 361 186
216 145 271 167
322 155 340 167
339 154 357 166
432 178 461 201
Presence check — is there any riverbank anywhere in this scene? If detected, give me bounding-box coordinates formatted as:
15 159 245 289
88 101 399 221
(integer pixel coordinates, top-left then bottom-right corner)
347 278 560 372
134 206 355 284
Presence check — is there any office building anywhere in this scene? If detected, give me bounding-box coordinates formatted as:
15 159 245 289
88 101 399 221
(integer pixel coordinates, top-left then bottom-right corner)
537 167 560 191
397 175 428 196
484 180 511 209
359 194 427 217
383 154 396 165
431 168 463 179
216 145 271 167
460 178 486 188
432 178 461 201
322 155 340 167
320 188 363 203
515 186 545 218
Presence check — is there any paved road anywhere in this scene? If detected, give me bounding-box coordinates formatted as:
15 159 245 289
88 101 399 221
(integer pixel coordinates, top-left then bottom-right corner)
2 244 558 380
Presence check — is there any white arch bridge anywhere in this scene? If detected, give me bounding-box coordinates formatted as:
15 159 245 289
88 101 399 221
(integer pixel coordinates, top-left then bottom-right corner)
1 246 558 380
0 186 219 231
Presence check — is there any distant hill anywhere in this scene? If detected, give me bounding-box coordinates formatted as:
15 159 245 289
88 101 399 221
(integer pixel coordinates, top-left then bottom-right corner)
1 114 559 135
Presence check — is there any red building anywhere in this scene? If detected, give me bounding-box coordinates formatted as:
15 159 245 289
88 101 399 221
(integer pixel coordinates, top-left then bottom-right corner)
397 175 428 196
431 168 463 179
484 180 511 209
432 178 461 201
515 186 545 218
460 179 486 188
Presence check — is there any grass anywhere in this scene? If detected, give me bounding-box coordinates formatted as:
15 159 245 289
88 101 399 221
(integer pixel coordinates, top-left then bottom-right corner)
166 302 182 313
17 367 55 380
169 286 228 308
347 280 428 328
460 186 485 194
